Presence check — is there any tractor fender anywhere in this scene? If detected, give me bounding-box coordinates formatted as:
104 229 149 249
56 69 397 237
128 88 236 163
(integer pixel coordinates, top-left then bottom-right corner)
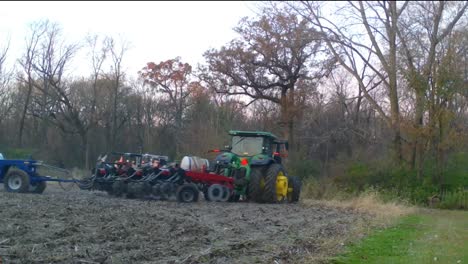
0 165 11 181
249 154 273 166
1 164 34 183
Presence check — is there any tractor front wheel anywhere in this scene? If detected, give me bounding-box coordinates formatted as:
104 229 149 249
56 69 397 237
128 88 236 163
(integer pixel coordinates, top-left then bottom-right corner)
248 167 263 203
4 169 30 193
262 164 288 203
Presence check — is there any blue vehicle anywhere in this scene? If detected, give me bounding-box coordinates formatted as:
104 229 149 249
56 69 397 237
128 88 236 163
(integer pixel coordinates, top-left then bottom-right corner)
0 153 77 194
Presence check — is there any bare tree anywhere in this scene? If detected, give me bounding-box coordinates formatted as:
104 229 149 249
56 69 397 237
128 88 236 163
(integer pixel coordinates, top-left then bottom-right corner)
0 40 14 128
82 34 110 167
397 1 468 179
107 36 130 152
289 1 410 161
200 8 335 149
17 21 49 147
139 58 198 156
22 21 94 166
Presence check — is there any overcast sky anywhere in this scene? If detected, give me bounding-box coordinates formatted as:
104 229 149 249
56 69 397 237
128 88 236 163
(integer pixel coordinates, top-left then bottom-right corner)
0 1 259 79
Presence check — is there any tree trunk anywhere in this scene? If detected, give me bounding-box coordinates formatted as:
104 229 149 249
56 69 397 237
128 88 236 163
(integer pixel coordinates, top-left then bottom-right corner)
40 76 49 148
388 1 402 162
84 132 90 169
111 84 118 152
280 88 289 143
412 89 425 178
288 86 295 150
18 82 33 147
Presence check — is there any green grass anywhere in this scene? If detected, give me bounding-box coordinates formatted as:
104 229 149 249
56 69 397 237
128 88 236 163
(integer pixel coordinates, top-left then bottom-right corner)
332 210 468 264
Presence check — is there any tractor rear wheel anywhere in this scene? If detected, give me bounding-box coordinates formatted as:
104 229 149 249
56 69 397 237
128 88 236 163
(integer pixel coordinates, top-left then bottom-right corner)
4 169 30 193
248 167 263 203
30 181 47 194
287 176 301 203
176 183 199 203
262 164 288 203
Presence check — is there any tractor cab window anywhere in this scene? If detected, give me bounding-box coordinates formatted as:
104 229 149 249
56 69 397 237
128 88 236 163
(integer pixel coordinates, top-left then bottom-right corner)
231 136 264 156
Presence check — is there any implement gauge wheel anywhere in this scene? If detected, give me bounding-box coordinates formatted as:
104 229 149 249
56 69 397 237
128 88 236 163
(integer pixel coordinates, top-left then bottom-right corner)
206 184 230 202
262 164 288 203
4 169 31 193
30 181 47 194
176 183 199 203
112 181 126 197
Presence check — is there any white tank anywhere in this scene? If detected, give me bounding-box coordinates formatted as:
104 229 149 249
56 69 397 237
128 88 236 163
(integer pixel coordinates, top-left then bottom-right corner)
180 156 210 172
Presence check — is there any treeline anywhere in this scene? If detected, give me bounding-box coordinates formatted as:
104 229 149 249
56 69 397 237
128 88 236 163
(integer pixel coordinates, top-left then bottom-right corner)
0 2 467 204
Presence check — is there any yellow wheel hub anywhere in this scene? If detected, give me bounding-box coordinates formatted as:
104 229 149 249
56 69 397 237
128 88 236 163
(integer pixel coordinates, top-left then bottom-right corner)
276 171 288 201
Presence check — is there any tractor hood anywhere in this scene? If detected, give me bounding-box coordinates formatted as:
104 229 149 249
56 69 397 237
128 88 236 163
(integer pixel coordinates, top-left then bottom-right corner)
215 152 239 166
215 152 271 166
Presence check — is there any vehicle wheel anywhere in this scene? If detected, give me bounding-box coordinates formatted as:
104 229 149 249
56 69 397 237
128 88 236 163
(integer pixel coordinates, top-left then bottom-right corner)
126 182 140 199
207 184 224 202
30 181 47 194
105 183 115 195
203 188 211 202
160 182 173 200
152 183 161 196
4 169 30 193
248 167 263 203
160 182 174 198
287 176 301 203
140 182 152 196
78 176 95 190
176 183 199 203
262 164 288 203
220 185 230 202
112 181 126 197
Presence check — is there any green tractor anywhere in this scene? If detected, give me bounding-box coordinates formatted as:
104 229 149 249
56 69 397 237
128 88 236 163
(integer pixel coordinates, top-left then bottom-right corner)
211 130 301 203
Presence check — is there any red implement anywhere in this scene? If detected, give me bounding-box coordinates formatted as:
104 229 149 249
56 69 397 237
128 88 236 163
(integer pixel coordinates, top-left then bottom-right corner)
185 171 234 190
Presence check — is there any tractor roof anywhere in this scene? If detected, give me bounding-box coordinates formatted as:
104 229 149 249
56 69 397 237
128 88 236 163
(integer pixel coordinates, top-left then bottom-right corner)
229 130 281 141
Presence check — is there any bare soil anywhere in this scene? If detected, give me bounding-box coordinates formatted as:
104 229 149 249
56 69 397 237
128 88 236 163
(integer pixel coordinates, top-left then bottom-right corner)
0 183 368 264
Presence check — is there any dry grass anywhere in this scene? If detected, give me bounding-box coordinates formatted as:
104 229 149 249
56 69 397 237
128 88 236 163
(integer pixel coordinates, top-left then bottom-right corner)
300 179 415 226
303 191 415 227
298 186 416 263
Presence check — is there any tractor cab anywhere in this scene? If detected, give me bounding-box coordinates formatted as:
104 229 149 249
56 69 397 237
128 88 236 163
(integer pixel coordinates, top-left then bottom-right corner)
226 130 288 164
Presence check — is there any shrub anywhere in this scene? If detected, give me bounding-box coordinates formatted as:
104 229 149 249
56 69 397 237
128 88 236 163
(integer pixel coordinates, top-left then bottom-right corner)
3 148 38 159
438 187 468 209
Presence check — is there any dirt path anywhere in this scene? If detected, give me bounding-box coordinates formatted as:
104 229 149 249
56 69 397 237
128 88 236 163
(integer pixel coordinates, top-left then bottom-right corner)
0 184 368 264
